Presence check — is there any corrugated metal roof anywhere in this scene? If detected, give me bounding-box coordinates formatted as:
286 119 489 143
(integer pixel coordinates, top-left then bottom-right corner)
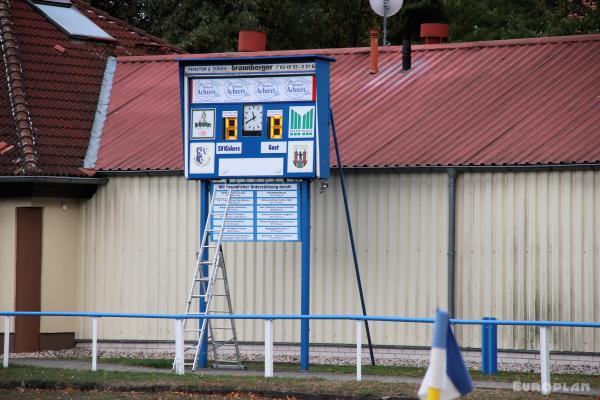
0 0 181 176
95 34 600 171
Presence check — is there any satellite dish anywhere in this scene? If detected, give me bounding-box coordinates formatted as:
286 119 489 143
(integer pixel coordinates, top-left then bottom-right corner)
369 0 404 17
369 0 404 46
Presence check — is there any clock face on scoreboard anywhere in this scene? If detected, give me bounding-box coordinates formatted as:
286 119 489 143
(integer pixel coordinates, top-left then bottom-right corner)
243 104 263 134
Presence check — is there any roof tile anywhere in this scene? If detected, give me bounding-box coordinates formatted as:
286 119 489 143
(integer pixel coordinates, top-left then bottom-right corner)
0 0 181 176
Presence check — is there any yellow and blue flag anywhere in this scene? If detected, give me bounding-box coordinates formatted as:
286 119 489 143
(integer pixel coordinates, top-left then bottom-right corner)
418 310 473 400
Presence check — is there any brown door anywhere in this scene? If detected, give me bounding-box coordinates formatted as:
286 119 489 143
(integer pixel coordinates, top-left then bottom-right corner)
14 207 42 353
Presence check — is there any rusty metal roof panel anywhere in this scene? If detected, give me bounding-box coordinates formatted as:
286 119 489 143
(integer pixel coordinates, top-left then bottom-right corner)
95 34 600 171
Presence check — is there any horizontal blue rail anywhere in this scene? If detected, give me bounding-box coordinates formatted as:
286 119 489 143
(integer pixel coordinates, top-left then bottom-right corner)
1 311 599 328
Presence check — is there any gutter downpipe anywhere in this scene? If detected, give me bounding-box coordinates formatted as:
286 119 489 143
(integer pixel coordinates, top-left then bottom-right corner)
447 168 457 317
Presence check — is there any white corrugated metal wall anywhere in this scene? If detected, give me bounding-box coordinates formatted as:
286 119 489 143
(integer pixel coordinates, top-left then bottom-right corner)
77 171 447 347
455 171 600 352
77 170 600 352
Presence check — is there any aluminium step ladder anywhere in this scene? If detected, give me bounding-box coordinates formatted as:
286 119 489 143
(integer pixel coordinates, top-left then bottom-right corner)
176 186 244 371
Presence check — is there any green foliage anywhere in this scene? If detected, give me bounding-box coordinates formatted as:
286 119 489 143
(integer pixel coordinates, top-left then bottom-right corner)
444 0 600 42
88 0 600 51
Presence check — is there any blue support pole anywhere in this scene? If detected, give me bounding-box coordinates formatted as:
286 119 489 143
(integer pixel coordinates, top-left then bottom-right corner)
481 317 488 374
489 317 498 373
300 179 311 370
197 180 210 369
481 316 498 374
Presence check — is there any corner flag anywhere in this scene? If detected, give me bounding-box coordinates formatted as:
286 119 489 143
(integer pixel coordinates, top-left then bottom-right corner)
418 310 473 400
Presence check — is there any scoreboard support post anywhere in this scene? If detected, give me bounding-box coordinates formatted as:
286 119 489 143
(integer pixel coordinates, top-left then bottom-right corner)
198 180 210 369
300 179 311 370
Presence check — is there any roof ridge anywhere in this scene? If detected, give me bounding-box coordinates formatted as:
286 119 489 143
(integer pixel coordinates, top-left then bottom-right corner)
71 0 184 54
0 0 39 175
114 33 600 63
410 33 600 50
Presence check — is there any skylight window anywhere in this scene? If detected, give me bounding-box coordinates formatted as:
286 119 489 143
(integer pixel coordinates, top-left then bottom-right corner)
32 1 114 40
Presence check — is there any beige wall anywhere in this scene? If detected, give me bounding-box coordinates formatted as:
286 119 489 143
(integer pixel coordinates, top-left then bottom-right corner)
0 198 80 334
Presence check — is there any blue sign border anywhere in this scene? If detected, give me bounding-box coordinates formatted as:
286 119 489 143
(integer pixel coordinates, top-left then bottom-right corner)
179 55 333 181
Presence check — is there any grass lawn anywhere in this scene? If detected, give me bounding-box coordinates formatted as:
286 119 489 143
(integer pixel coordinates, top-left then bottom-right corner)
0 365 595 399
96 356 600 387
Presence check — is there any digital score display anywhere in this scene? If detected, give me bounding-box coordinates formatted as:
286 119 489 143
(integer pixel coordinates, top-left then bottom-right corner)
179 56 333 180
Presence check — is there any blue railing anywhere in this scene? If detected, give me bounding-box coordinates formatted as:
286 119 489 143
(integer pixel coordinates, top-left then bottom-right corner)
1 311 599 395
2 311 599 327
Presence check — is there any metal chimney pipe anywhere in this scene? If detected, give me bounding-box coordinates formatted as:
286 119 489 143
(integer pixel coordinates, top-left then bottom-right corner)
238 30 266 52
369 29 379 74
402 39 411 71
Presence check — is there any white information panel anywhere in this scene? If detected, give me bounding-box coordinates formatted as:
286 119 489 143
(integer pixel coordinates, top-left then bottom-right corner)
210 183 300 242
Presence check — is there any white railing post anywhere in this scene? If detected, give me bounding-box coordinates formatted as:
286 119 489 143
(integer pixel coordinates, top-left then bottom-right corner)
356 320 362 381
540 326 551 395
3 316 10 368
175 318 185 375
264 319 273 377
91 317 98 372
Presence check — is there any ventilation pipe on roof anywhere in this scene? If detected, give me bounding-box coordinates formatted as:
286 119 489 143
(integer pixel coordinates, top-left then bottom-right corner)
420 23 450 44
369 29 379 74
402 39 411 71
238 30 266 52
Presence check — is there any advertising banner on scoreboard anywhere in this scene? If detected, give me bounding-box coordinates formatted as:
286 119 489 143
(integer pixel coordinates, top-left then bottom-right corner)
191 76 314 104
210 183 300 242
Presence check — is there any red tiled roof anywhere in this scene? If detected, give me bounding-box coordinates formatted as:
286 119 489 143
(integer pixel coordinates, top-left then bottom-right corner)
0 0 182 176
96 34 600 171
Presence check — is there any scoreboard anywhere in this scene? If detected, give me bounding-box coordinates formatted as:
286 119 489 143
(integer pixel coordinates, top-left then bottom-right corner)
179 56 333 180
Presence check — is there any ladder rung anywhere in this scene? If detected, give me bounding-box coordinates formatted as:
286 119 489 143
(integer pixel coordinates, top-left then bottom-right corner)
190 295 206 299
212 339 236 344
195 278 209 281
202 245 218 249
198 261 213 265
212 342 236 350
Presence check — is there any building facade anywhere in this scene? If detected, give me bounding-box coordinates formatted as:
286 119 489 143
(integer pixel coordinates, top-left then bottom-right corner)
1 20 599 362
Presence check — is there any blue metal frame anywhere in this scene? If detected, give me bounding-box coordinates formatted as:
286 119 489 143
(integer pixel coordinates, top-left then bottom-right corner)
178 55 334 370
198 180 210 368
179 55 333 180
300 180 311 370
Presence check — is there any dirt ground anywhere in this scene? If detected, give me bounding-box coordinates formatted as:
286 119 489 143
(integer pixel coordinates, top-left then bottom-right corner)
0 388 595 400
1 389 274 400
